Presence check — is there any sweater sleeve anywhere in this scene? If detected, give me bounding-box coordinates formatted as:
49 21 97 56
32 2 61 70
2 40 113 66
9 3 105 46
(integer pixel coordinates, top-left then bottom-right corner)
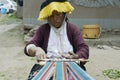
24 26 44 56
68 23 89 59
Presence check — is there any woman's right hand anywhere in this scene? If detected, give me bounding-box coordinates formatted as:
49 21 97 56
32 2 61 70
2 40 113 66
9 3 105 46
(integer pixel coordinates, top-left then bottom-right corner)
27 45 47 61
35 47 47 61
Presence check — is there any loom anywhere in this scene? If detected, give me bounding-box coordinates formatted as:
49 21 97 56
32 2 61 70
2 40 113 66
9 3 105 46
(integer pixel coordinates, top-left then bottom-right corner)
32 59 95 80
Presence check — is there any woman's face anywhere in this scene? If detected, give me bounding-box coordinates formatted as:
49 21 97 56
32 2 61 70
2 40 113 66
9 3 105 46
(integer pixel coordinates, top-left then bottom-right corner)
48 11 65 28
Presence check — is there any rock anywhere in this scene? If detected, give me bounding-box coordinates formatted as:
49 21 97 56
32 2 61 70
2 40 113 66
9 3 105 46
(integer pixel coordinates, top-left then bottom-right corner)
97 45 112 50
28 27 38 37
24 35 32 43
113 28 120 34
24 24 35 30
23 25 39 43
112 46 120 50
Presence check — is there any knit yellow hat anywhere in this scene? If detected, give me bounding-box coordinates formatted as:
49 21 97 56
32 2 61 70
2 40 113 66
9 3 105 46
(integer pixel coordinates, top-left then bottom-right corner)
38 0 74 21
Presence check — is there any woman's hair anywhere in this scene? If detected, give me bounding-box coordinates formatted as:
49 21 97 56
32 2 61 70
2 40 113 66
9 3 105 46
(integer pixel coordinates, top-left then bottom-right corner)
63 13 69 22
65 16 69 22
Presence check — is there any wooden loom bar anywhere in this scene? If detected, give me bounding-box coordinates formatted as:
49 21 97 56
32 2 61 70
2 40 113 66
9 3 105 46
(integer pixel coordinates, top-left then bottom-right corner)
39 58 89 62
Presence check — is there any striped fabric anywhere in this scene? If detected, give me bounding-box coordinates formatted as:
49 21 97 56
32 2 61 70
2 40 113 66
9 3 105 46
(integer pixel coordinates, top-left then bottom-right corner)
67 62 95 80
55 62 68 80
32 62 55 80
32 61 95 80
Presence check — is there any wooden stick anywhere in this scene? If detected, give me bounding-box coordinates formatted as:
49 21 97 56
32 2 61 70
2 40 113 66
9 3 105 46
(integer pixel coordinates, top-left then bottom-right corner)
38 58 89 62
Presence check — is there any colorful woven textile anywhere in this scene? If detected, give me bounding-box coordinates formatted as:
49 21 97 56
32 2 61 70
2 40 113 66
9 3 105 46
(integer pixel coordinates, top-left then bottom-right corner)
32 62 95 80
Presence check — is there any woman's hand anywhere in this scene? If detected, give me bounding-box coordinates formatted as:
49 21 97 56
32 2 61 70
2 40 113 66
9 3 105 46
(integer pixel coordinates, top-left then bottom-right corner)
62 51 79 59
27 45 47 61
62 52 88 63
35 47 47 61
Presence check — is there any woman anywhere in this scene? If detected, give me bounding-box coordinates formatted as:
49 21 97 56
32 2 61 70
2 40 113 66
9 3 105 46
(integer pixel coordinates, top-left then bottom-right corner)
24 0 89 79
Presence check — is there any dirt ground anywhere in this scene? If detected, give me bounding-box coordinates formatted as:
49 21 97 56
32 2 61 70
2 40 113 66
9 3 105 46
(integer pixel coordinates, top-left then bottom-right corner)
0 23 35 80
0 23 120 80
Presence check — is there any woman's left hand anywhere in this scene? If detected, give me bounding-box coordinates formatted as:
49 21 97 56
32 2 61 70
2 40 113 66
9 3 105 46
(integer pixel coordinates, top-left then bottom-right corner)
62 51 79 59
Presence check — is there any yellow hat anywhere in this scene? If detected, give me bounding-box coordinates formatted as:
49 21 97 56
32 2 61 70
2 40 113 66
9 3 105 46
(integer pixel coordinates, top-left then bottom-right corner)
38 0 74 21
